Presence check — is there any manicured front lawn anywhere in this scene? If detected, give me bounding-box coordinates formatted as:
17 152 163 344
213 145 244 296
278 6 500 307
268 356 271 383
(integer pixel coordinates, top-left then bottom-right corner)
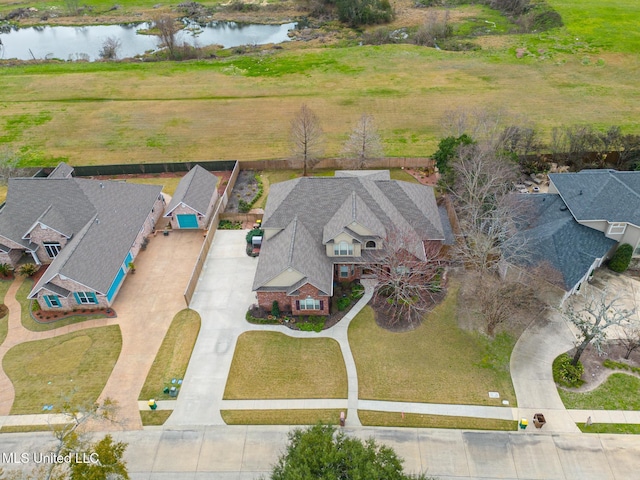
348 285 516 406
139 308 201 401
3 325 122 414
221 409 344 426
359 411 517 431
223 332 347 400
559 373 640 410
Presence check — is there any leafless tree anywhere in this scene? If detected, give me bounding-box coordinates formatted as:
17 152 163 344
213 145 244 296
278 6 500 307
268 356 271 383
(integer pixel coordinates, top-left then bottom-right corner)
414 10 452 47
619 280 640 360
343 113 383 169
550 124 603 169
561 288 636 366
99 36 122 60
449 143 526 274
153 14 181 59
366 229 446 327
0 148 28 185
290 104 324 176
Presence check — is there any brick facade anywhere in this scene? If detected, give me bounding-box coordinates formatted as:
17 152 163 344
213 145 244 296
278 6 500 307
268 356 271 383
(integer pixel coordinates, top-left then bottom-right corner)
36 275 109 311
257 282 331 316
0 249 22 268
27 224 70 264
334 263 361 282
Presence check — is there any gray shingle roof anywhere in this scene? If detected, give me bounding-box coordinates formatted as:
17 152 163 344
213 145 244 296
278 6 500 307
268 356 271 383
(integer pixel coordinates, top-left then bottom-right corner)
0 174 162 298
47 162 74 179
507 194 617 291
549 170 640 226
335 170 391 180
254 172 449 295
165 165 218 216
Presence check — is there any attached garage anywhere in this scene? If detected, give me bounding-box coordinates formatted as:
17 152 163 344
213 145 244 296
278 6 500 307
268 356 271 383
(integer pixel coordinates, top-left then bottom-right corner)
177 214 199 229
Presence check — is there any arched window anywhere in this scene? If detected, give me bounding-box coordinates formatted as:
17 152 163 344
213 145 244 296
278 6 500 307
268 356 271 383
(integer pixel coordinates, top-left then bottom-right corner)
365 240 376 249
334 241 353 256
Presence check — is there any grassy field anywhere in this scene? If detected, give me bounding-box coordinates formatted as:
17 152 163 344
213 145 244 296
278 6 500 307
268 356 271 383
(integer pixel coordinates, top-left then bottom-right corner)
139 308 201 401
17 279 107 332
359 411 517 431
3 325 122 414
124 176 183 196
559 373 640 410
221 409 344 425
348 286 516 406
223 331 347 400
1 40 638 166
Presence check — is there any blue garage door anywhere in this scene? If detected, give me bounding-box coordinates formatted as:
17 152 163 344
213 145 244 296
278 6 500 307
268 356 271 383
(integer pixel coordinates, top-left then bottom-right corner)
106 266 126 302
177 214 198 229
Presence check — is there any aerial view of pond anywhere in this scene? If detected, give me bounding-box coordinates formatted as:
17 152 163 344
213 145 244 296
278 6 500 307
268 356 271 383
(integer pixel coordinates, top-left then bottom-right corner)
0 21 297 61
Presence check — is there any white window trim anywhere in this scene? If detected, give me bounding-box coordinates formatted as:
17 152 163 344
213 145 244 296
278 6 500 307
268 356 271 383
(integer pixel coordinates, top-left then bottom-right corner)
299 298 320 310
43 242 61 258
76 292 98 305
334 241 354 256
608 222 627 235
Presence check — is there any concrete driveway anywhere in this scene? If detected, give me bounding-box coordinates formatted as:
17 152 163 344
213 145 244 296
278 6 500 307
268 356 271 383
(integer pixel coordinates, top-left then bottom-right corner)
165 230 259 426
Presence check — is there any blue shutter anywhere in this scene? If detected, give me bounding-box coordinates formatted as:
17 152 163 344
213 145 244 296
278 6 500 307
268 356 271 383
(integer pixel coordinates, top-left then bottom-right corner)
90 292 98 304
43 296 52 308
73 292 81 304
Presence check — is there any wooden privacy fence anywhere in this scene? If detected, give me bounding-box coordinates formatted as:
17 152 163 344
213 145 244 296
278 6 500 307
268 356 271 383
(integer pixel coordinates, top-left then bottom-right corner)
183 160 241 306
219 212 263 224
240 157 434 171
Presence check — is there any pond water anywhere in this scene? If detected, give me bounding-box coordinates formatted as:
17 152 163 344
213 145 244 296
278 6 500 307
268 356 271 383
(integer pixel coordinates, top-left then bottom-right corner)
0 21 297 61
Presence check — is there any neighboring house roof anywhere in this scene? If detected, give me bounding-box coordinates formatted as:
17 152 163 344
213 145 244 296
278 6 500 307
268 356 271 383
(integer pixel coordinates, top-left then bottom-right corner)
507 194 617 291
165 165 218 216
254 173 448 296
0 174 162 298
549 170 640 226
47 162 74 179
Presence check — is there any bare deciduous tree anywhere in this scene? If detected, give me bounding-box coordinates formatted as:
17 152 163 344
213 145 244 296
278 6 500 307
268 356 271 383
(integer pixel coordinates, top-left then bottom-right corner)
0 148 27 185
449 143 526 274
99 36 122 60
290 104 324 176
561 288 636 366
367 229 446 327
343 113 383 169
153 14 181 59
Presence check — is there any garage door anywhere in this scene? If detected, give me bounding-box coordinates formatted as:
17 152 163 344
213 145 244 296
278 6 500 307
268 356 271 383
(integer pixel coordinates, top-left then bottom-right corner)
177 214 198 229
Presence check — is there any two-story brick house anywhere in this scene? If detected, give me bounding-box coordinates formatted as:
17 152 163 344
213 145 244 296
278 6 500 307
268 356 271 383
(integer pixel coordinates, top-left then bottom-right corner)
252 170 453 316
0 163 164 311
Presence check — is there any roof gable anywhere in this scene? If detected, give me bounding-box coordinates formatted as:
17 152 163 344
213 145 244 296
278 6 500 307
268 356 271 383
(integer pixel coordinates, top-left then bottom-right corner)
165 165 218 216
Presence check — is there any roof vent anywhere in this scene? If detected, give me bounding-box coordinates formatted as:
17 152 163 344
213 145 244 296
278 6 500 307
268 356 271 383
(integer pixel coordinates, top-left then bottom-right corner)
99 182 104 189
95 218 100 224
560 206 568 211
579 190 583 195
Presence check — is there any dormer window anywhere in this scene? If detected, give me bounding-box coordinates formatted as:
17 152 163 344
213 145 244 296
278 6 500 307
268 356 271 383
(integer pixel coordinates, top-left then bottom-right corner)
334 241 353 256
365 240 376 249
608 223 626 235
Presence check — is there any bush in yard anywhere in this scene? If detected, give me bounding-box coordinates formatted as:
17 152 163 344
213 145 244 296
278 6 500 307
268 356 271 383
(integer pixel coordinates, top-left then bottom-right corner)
271 300 281 318
18 263 38 277
609 244 633 273
337 296 351 311
246 228 264 244
239 199 251 213
0 263 12 277
299 315 325 332
553 353 584 388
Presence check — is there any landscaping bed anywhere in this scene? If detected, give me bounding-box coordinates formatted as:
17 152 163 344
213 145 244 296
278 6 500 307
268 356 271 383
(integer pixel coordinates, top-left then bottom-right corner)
227 170 262 213
31 304 117 323
246 281 364 331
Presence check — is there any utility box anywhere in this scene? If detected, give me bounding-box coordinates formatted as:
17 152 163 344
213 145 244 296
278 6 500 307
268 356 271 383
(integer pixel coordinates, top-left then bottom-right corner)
533 413 546 429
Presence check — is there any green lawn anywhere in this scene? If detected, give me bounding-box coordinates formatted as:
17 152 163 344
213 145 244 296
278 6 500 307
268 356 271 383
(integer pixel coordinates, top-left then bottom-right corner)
348 285 516 405
547 0 640 53
140 410 173 426
124 176 184 196
221 409 344 426
559 373 640 410
359 411 517 431
578 423 640 434
3 325 122 414
223 331 347 400
139 308 201 401
0 279 12 346
17 279 107 332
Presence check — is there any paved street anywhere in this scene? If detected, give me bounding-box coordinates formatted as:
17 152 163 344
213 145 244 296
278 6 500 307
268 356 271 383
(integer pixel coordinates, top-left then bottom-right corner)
2 426 640 479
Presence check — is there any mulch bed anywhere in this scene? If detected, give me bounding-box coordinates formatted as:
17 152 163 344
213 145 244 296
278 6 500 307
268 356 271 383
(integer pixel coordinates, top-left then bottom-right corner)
247 303 354 331
32 307 117 324
371 288 447 332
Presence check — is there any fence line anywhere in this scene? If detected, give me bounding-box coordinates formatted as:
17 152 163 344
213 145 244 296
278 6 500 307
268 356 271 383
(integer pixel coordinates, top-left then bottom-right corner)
183 160 241 306
219 212 263 224
239 157 434 171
